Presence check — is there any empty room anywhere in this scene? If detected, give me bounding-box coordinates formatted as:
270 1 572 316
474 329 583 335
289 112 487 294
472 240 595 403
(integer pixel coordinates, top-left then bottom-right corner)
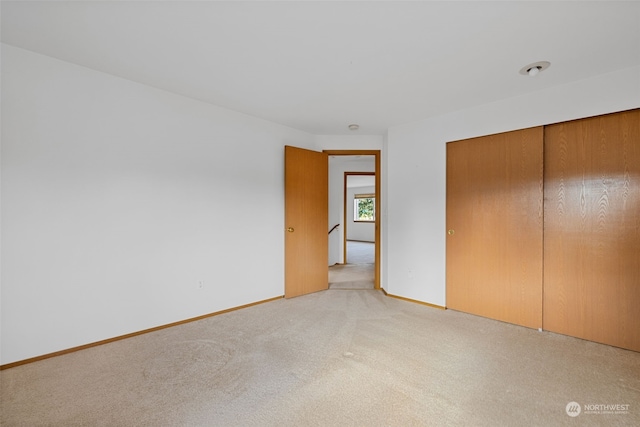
1 1 639 426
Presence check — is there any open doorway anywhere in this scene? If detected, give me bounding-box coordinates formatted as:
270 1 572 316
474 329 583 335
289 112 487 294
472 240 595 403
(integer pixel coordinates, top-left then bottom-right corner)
326 151 380 290
344 172 375 265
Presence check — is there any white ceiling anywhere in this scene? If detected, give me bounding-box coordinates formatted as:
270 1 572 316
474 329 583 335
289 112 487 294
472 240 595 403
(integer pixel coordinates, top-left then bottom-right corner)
2 1 639 135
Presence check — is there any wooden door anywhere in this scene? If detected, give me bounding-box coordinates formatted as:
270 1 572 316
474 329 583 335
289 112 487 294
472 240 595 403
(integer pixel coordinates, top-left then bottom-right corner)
284 146 329 298
446 127 544 329
544 110 640 351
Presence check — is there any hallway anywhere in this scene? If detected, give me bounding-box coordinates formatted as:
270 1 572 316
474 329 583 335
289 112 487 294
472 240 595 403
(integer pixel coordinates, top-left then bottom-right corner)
328 241 374 289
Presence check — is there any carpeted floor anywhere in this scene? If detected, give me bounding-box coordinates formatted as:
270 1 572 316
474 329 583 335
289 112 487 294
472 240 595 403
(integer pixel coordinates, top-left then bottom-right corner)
328 240 375 289
328 264 374 289
2 289 639 426
346 240 374 265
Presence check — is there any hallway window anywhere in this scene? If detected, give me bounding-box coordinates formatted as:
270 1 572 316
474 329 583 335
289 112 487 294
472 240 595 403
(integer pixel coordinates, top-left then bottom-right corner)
354 194 375 222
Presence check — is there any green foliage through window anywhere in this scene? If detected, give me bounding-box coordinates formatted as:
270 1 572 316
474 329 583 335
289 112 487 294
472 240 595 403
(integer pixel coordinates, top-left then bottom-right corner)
354 195 375 221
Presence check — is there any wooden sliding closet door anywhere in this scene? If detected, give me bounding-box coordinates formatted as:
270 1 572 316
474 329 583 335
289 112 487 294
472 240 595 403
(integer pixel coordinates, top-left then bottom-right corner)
446 127 544 329
544 110 640 352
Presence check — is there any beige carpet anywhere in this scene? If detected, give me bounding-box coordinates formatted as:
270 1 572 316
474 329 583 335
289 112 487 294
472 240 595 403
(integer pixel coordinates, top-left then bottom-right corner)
329 264 374 289
2 290 639 426
346 240 374 265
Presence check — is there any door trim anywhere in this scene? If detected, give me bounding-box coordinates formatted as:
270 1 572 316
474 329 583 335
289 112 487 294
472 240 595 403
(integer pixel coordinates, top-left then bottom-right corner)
324 150 381 290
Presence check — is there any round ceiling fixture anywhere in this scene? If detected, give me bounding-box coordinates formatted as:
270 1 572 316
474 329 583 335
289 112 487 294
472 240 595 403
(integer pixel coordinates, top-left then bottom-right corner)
348 124 360 131
519 61 551 77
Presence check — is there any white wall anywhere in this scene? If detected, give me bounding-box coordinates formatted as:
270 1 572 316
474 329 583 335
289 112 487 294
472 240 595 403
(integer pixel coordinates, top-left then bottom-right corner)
380 133 389 292
0 45 316 365
347 185 375 242
326 155 376 264
315 135 383 152
384 65 640 306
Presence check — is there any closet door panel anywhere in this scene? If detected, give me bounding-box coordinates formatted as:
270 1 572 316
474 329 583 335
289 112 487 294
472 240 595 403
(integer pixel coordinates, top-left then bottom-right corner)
447 127 544 329
544 110 640 351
